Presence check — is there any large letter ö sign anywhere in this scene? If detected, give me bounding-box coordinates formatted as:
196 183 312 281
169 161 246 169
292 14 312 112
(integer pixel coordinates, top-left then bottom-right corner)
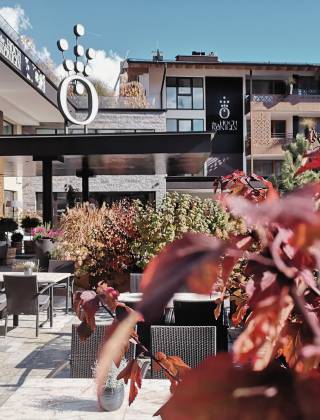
58 75 98 126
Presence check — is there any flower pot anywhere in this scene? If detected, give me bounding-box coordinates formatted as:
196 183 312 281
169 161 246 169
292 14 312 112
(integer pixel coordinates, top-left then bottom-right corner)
5 247 16 266
98 385 125 412
11 241 23 254
35 238 54 270
24 240 35 254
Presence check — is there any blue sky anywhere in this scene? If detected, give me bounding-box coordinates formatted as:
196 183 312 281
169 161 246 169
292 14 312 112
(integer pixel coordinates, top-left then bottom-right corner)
2 0 320 63
1 1 320 88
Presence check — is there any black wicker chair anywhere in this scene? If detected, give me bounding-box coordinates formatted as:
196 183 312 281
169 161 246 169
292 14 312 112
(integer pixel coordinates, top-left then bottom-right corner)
3 275 50 337
70 323 136 378
173 300 228 352
150 325 216 378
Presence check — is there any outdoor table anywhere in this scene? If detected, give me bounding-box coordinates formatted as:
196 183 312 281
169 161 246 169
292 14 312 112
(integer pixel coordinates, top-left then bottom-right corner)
0 378 171 419
0 272 72 327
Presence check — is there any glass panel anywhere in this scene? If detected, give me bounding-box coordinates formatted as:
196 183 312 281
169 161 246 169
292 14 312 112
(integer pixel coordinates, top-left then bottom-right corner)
193 87 203 109
166 77 177 87
253 160 273 177
3 121 13 135
166 87 177 108
36 128 57 134
178 78 191 94
177 95 192 109
178 120 192 132
193 78 203 88
193 119 204 132
166 119 177 132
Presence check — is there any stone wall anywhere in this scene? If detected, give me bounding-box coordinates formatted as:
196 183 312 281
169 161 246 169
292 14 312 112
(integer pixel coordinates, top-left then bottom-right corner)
22 174 166 212
72 110 166 132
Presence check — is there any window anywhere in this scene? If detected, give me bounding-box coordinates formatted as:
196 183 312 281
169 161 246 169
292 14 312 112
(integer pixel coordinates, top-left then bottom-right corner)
271 120 286 138
166 119 204 132
246 79 287 95
166 77 204 109
253 160 282 177
3 121 13 135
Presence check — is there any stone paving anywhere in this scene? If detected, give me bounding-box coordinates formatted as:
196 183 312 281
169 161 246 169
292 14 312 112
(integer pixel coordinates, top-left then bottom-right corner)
0 294 77 406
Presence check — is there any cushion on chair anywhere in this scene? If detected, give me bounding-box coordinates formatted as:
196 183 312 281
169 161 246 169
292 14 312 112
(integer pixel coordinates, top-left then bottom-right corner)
0 293 6 304
38 295 50 308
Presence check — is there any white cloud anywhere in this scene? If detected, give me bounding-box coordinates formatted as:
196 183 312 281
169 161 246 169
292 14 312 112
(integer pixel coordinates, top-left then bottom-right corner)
56 49 123 90
0 5 31 33
0 5 123 91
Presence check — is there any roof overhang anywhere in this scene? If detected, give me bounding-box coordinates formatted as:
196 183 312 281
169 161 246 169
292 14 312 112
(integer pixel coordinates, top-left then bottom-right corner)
0 131 214 177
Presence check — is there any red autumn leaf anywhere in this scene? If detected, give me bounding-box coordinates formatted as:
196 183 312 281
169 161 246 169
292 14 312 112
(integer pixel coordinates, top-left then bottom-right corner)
232 300 249 326
296 148 320 174
77 320 94 341
137 233 228 322
73 290 100 340
96 282 119 312
117 359 142 405
233 288 294 370
153 351 191 392
155 353 320 420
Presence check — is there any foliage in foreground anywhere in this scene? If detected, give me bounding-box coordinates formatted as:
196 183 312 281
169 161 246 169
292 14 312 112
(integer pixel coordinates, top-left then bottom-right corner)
77 182 320 418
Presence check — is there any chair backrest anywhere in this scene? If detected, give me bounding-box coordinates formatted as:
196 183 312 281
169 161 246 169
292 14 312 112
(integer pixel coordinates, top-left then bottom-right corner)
48 260 75 274
173 300 224 327
70 323 135 378
150 325 216 378
4 275 38 315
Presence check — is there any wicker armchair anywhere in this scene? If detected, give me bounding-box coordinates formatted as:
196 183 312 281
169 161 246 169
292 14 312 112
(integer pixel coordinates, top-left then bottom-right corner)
70 324 136 378
150 325 216 378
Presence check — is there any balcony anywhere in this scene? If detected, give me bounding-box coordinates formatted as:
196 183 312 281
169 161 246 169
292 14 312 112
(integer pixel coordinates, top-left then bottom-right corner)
247 93 320 113
246 134 292 156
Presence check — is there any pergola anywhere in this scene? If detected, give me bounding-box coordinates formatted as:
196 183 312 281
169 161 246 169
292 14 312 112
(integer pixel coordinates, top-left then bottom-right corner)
0 131 214 223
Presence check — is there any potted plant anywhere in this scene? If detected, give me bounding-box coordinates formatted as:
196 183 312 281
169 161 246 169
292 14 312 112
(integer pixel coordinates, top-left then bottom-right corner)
0 218 18 243
11 231 23 254
93 359 127 412
32 225 61 270
21 215 41 254
15 261 36 275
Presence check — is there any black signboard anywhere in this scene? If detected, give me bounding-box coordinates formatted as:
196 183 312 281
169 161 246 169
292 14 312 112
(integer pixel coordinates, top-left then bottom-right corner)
206 77 243 154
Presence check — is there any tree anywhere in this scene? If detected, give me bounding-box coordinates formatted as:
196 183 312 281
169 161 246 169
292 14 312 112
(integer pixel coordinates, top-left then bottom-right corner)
278 134 320 192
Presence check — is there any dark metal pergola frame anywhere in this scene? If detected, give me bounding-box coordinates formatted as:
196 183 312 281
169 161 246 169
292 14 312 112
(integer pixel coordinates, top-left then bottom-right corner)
0 131 214 223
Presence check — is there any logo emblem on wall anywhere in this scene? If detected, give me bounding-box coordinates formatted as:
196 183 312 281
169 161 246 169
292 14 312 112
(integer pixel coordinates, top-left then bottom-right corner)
57 24 98 127
212 95 238 132
219 96 230 119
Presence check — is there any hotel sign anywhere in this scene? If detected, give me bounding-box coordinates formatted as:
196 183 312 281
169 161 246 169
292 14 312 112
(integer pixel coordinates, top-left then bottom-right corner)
206 77 243 154
0 29 46 94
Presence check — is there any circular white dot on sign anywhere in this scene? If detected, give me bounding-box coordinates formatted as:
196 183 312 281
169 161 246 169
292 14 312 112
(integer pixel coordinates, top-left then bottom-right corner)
74 61 84 73
58 75 98 126
74 44 85 57
75 82 85 95
63 59 74 72
74 24 85 37
83 65 92 77
86 48 96 60
57 38 69 52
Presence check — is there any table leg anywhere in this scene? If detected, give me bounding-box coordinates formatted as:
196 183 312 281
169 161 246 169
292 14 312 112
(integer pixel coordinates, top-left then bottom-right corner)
13 314 19 327
66 277 70 314
49 286 53 327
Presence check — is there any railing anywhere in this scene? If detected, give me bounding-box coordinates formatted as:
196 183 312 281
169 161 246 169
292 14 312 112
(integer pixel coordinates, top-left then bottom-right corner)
0 14 60 86
71 95 162 110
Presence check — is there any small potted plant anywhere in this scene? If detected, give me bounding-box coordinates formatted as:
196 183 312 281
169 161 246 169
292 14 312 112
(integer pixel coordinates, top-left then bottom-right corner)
11 231 24 254
21 214 41 254
15 261 36 275
0 218 18 243
32 224 61 270
93 359 126 412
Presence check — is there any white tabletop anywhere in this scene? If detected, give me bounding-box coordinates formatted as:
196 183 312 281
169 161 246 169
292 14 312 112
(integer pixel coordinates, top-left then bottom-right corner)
0 272 71 285
0 378 170 419
119 292 222 308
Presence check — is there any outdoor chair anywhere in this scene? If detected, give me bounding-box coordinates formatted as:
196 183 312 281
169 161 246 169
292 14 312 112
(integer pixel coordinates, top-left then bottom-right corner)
70 323 136 378
3 275 51 337
48 260 75 311
173 300 228 352
150 325 216 378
